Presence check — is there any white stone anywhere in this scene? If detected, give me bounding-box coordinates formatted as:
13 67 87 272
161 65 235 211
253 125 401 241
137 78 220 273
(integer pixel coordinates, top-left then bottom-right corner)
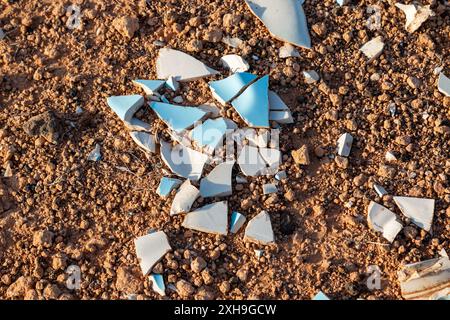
262 183 278 195
279 43 300 58
222 36 243 48
182 201 228 235
385 151 397 162
134 231 171 276
170 180 200 216
337 133 353 157
367 201 403 243
438 73 450 97
244 211 275 245
395 3 434 33
360 36 385 61
220 54 250 73
200 161 235 198
393 196 434 231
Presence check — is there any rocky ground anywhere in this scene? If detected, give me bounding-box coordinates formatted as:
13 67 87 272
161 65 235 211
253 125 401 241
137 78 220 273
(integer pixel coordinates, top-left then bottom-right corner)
0 0 449 300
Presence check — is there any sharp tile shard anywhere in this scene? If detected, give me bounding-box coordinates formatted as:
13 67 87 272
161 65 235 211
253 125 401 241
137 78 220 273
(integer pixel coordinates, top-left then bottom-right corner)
230 211 246 234
134 231 171 276
313 291 330 300
160 140 208 181
156 48 219 82
220 54 250 73
367 201 403 243
263 183 278 195
191 118 228 152
182 201 228 235
275 171 287 180
149 274 166 296
149 101 207 133
395 3 434 33
268 91 289 111
107 95 144 122
360 36 385 62
237 145 267 176
337 133 353 157
170 180 200 216
438 73 450 97
200 160 235 198
279 43 300 58
124 118 151 132
87 143 102 161
209 72 257 105
373 184 388 197
165 76 180 91
303 70 320 84
130 131 156 154
393 196 434 232
269 110 294 124
244 211 275 245
157 177 182 198
132 79 165 95
231 75 270 128
244 0 311 49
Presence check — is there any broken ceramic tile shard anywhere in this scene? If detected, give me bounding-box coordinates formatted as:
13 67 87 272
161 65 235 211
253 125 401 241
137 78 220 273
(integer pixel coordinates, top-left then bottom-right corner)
244 211 275 245
313 291 330 300
132 79 165 95
385 151 397 162
156 48 219 82
236 175 248 184
337 133 353 157
395 3 434 33
200 160 234 198
393 196 434 232
220 54 250 73
130 131 156 154
398 256 450 300
149 101 207 133
237 145 267 176
275 171 287 181
160 140 208 181
231 75 270 128
157 177 182 198
230 211 246 234
254 249 264 259
269 110 294 124
191 118 228 152
198 103 221 118
149 274 166 296
165 76 180 91
259 147 281 172
279 43 300 58
124 117 151 132
263 183 278 195
87 143 102 161
170 180 200 216
182 201 228 235
209 72 257 105
303 70 320 84
160 95 170 103
268 91 289 111
107 95 144 122
367 201 403 243
437 73 450 97
134 231 171 276
373 184 388 197
245 0 311 49
360 36 385 62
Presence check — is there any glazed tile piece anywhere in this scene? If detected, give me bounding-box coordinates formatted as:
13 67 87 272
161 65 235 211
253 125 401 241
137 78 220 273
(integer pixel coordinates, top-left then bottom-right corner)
156 177 182 198
132 79 165 95
165 76 179 91
149 274 166 296
230 211 246 233
107 95 144 122
393 196 434 231
262 183 278 195
134 231 171 275
244 0 311 49
200 160 235 198
367 201 403 243
209 72 257 105
191 118 228 151
268 91 289 111
395 3 434 33
220 54 250 73
373 184 388 197
313 291 331 300
438 73 450 97
244 211 275 245
231 75 270 128
269 110 294 124
237 145 267 176
170 180 200 216
303 70 320 84
182 201 228 235
156 48 219 82
124 118 151 132
130 131 156 154
149 101 207 133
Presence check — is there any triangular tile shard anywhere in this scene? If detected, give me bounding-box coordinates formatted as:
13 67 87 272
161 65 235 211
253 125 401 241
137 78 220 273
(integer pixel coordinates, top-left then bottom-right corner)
373 184 388 197
438 73 450 97
398 256 450 300
124 118 151 132
393 196 434 231
209 72 257 105
149 274 166 296
244 211 275 245
269 110 294 124
395 3 434 33
165 76 180 91
244 0 311 49
170 180 200 216
230 211 246 234
360 36 385 62
130 131 156 153
220 54 250 73
279 43 300 58
268 91 290 111
182 201 228 235
134 231 171 276
157 177 182 198
200 161 235 198
191 118 228 151
337 133 353 157
160 141 208 181
367 201 403 243
237 145 267 176
156 48 219 82
132 80 165 95
149 101 207 133
231 75 270 128
313 291 331 300
263 183 278 195
107 95 144 122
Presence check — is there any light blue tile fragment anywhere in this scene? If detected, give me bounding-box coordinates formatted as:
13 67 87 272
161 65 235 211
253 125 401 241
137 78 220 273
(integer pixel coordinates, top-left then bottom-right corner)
107 95 144 122
149 274 166 296
165 76 180 91
231 75 270 128
160 95 170 103
313 291 330 300
87 143 101 161
149 101 207 133
209 72 257 105
133 79 165 95
199 161 234 198
191 118 228 151
157 177 182 198
230 211 246 233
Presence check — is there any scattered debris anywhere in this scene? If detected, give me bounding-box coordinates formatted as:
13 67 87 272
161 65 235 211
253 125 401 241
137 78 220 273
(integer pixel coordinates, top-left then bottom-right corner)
149 274 166 296
303 70 320 84
200 161 234 198
222 36 243 48
279 43 300 58
220 55 250 73
182 201 228 235
3 162 12 178
113 16 139 39
244 0 311 49
367 201 403 243
393 196 434 232
437 73 450 97
337 133 353 157
360 36 385 62
170 180 200 215
149 101 207 133
244 211 275 245
373 184 388 197
130 131 156 154
107 95 144 122
395 3 434 33
209 72 257 105
87 144 102 162
262 183 278 195
313 291 330 300
157 177 182 198
292 145 310 165
230 211 246 234
134 231 171 276
132 79 165 95
237 145 267 176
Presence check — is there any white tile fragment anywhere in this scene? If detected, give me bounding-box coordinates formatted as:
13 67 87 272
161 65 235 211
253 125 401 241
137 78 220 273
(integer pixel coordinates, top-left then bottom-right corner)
182 201 228 235
244 211 275 245
279 43 300 58
220 54 250 73
237 145 267 176
395 3 434 33
269 110 294 124
130 131 156 154
170 180 200 216
149 274 166 296
303 70 320 84
107 95 144 122
437 73 450 97
275 171 287 181
367 201 403 243
134 231 171 276
360 36 385 61
165 76 180 91
393 196 434 232
254 249 264 259
236 175 248 184
337 133 353 157
200 160 235 198
156 48 219 82
149 101 207 133
385 151 397 162
230 211 246 234
262 183 278 195
124 118 151 132
373 184 388 197
132 80 165 95
173 96 183 104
